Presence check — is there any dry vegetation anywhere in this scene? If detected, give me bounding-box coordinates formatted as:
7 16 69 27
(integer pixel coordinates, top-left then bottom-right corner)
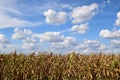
0 52 120 80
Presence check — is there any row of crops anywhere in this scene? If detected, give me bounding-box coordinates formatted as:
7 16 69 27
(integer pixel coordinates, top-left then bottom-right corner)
0 52 120 80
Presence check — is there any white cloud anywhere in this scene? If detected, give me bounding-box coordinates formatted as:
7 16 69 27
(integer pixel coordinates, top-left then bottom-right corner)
12 28 77 52
12 28 28 40
0 34 9 43
44 9 67 25
12 28 38 50
71 3 98 24
34 31 65 42
0 33 10 52
10 28 120 53
50 36 78 53
115 12 120 26
0 0 16 6
71 22 89 34
0 12 41 28
22 37 36 49
84 40 101 48
0 44 21 53
33 31 78 46
98 44 107 50
110 40 120 48
0 6 21 15
99 29 120 39
35 2 72 14
76 40 108 53
23 29 33 35
12 28 32 38
76 44 87 50
107 0 111 4
0 0 22 15
51 39 107 54
60 4 72 10
63 36 78 46
0 0 41 29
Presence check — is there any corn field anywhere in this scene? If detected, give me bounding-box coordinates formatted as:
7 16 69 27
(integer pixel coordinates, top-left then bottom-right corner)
0 52 120 80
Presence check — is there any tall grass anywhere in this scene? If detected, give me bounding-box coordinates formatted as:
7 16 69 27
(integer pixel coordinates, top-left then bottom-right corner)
0 52 120 80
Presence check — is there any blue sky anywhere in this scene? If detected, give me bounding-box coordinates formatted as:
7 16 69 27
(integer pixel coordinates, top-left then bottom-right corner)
0 0 120 54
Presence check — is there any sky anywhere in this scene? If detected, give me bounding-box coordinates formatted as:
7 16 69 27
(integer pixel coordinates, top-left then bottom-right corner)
0 0 120 54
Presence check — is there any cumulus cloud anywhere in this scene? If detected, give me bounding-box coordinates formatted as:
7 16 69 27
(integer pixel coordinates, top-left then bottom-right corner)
84 40 101 48
51 39 108 53
34 32 65 42
0 33 10 52
115 12 120 26
63 36 78 46
75 40 101 50
76 40 108 53
12 28 33 40
50 36 78 53
110 40 120 48
12 28 38 50
22 37 37 49
34 31 78 46
71 3 98 24
83 40 108 52
44 9 67 25
10 28 120 53
0 34 9 43
98 44 108 50
12 28 77 52
12 28 26 40
99 29 120 39
71 22 89 34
